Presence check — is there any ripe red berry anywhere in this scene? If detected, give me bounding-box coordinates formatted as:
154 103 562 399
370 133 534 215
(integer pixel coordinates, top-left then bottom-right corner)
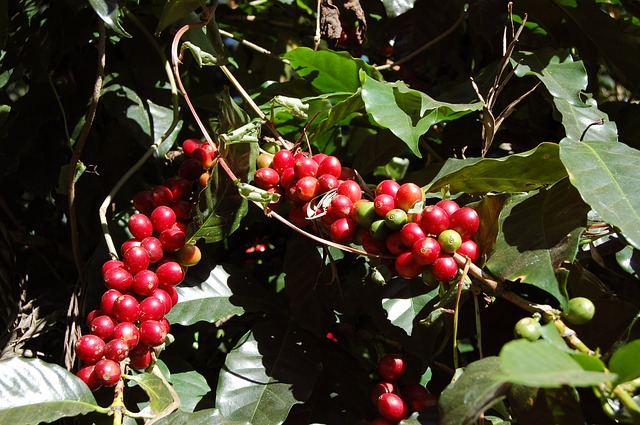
329 217 356 244
435 199 460 217
123 245 150 275
430 254 458 282
449 207 480 239
317 174 339 193
159 227 186 252
294 157 319 179
151 288 174 314
400 222 426 248
101 259 124 275
394 252 424 279
182 138 203 156
139 320 167 347
377 393 408 422
312 153 327 165
337 180 362 203
103 267 133 292
457 239 480 263
374 194 396 217
138 297 166 321
76 365 101 391
192 146 214 168
371 381 397 405
168 178 193 201
170 199 192 222
401 383 437 412
254 167 280 189
94 359 121 387
86 309 102 327
385 232 407 256
100 289 122 317
150 206 177 233
151 185 174 206
75 334 106 364
395 183 422 212
339 167 356 181
272 150 295 175
375 180 400 198
156 261 185 288
90 315 117 341
317 155 342 178
420 205 449 236
179 158 204 181
294 176 319 202
361 231 388 255
128 213 153 240
141 237 164 263
113 294 140 323
131 269 159 296
103 338 129 362
129 348 152 370
280 168 297 190
412 237 441 266
121 238 141 255
133 190 155 216
378 354 406 381
112 322 140 350
331 195 354 218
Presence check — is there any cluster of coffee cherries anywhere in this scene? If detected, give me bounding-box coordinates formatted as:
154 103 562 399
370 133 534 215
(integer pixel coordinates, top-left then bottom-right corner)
75 138 209 391
370 354 437 424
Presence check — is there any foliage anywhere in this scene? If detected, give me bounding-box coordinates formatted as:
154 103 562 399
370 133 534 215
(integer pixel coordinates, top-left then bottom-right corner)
1 0 640 424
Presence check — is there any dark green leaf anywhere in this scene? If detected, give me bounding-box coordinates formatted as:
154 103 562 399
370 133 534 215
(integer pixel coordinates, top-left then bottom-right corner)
127 372 174 415
350 128 407 177
156 0 203 33
615 246 640 278
216 319 322 425
361 74 483 158
485 179 590 307
0 357 99 425
283 47 383 93
101 84 152 145
425 143 566 194
507 385 586 425
170 371 211 412
312 90 364 140
499 339 614 387
152 408 250 425
609 339 640 384
148 99 182 158
381 282 439 336
87 0 131 38
381 0 416 18
512 49 617 142
560 138 640 250
439 357 511 425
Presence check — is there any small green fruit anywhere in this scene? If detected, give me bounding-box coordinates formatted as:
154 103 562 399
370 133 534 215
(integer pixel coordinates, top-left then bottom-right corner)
385 208 408 231
437 229 462 254
514 317 541 341
563 297 595 325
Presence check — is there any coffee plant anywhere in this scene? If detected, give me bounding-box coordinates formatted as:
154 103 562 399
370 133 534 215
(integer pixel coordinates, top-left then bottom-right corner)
1 1 640 424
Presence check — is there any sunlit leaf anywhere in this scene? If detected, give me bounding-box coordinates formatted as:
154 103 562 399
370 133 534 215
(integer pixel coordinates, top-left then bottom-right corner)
381 0 416 18
499 339 614 387
560 138 640 250
127 372 174 415
382 282 439 336
424 143 567 194
609 339 640 384
485 179 590 308
152 408 250 425
170 371 211 413
0 358 99 425
148 99 182 157
361 74 483 158
88 0 131 38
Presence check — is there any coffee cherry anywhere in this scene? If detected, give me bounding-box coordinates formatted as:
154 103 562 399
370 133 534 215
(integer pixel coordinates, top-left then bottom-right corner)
103 267 133 292
563 297 596 325
272 150 295 175
394 252 424 279
384 208 408 231
331 195 354 218
400 222 426 248
138 297 166 321
179 158 205 181
256 152 274 169
514 317 542 341
170 199 192 222
377 393 408 422
294 157 319 178
101 259 124 275
288 204 310 228
329 217 356 244
355 201 377 228
128 213 153 240
121 238 141 254
395 183 422 212
371 381 397 405
192 147 214 168
412 237 441 266
151 185 174 206
176 244 201 267
156 261 185 288
100 289 122 317
401 383 437 412
103 338 130 362
131 269 159 296
294 176 319 202
374 194 396 217
151 288 174 314
168 178 193 201
113 294 140 323
435 199 460 216
385 232 407 256
133 190 155 216
317 174 339 193
90 315 117 341
150 206 177 233
182 138 203 156
139 320 167 347
378 354 406 381
361 231 388 255
370 219 390 240
159 228 186 252
94 359 121 387
420 205 449 236
375 180 400 198
337 180 362 203
430 254 458 282
112 322 140 350
86 309 102 327
317 155 342 178
254 167 280 189
457 239 480 263
141 237 164 263
449 207 480 239
123 245 150 275
280 168 297 190
129 348 152 370
75 335 106 363
437 229 462 254
76 365 101 391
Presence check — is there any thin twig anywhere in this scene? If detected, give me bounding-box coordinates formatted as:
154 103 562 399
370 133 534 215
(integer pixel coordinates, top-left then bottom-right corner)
314 0 322 50
375 10 466 71
218 28 288 63
452 258 471 369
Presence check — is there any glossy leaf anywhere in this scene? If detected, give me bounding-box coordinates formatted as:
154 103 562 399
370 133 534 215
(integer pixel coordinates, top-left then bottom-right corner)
283 47 383 93
439 357 511 425
513 49 617 143
216 319 322 425
361 74 483 157
0 357 99 424
485 179 590 307
560 138 640 250
615 245 640 278
170 371 211 413
127 372 174 415
609 339 640 384
351 128 408 177
152 408 250 425
381 0 416 18
381 282 439 336
472 194 509 264
88 0 131 38
312 90 364 140
156 0 203 33
148 99 182 158
101 84 152 145
424 143 567 194
500 339 614 387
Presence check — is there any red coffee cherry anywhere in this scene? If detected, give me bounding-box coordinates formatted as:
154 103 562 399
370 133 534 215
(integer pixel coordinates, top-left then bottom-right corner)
76 364 101 391
192 146 214 169
401 383 438 412
254 167 280 189
294 157 319 178
435 199 460 217
168 177 193 201
400 222 426 248
430 254 458 282
112 322 140 350
159 228 186 253
361 231 388 255
331 195 354 218
133 190 155 216
179 158 204 181
420 205 449 236
395 183 422 212
151 288 174 314
113 294 140 323
128 213 153 240
182 138 203 156
457 239 480 263
75 334 106 364
139 320 168 347
272 150 295 175
94 359 121 387
139 297 166 321
337 180 362 203
371 381 397 405
170 199 192 222
375 180 400 198
103 267 133 292
317 174 339 193
150 206 177 233
151 185 174 206
317 155 342 178
411 237 441 266
378 354 406 381
385 232 407 256
374 194 396 217
129 347 152 370
141 237 164 263
329 217 356 244
90 315 117 341
103 338 130 362
100 289 122 317
122 245 150 275
294 176 319 202
448 207 480 239
377 393 408 422
131 269 159 296
101 259 124 275
156 261 185 288
394 252 424 279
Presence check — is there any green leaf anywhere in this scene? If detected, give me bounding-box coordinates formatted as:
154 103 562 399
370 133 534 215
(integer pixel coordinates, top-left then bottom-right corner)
181 18 226 67
381 282 439 336
439 357 511 425
147 99 182 157
0 357 100 425
156 0 203 33
512 49 617 143
312 90 364 140
350 128 407 177
101 84 152 145
87 0 132 38
507 385 586 425
0 104 10 128
361 74 483 158
609 339 640 384
424 143 567 194
560 138 640 250
127 372 174 415
152 408 250 425
166 257 244 326
381 0 416 18
615 245 640 278
170 371 211 413
283 47 383 93
485 179 589 307
216 319 322 425
189 136 258 244
499 339 614 387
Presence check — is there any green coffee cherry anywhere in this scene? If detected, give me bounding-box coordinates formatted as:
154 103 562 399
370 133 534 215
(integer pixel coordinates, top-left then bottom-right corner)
563 297 595 325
